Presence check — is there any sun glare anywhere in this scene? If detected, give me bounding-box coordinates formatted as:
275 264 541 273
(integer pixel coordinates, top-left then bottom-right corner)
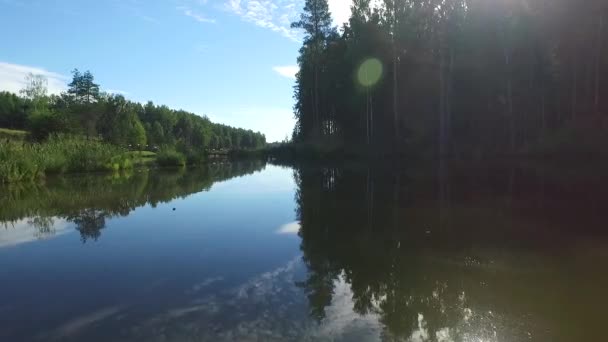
357 58 383 88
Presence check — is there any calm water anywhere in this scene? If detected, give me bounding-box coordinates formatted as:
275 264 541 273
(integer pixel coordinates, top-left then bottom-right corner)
1 160 607 341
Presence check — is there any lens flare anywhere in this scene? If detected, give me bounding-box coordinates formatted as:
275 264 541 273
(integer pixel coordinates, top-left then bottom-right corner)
357 58 383 87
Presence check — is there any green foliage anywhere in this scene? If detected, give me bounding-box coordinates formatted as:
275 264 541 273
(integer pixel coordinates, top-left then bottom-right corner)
289 0 608 157
124 151 157 166
99 95 147 147
0 91 27 129
27 109 70 141
0 127 28 141
0 143 43 183
0 160 267 231
1 70 266 159
156 149 186 167
184 150 205 165
20 73 48 102
0 135 132 183
67 69 100 104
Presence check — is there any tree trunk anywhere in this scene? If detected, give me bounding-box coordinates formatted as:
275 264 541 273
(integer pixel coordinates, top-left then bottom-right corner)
314 62 320 137
366 89 370 145
572 54 578 120
439 48 446 156
504 46 515 152
508 78 514 152
392 36 398 142
310 88 315 138
312 0 320 139
393 0 399 143
587 40 594 109
541 88 546 138
366 167 373 232
370 94 374 145
556 95 562 126
446 47 454 154
596 12 604 114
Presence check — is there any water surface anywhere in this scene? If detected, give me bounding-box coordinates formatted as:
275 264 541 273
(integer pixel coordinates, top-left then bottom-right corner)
1 161 606 341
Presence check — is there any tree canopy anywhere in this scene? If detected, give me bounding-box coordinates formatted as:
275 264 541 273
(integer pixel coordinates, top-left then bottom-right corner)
291 0 608 156
0 70 266 153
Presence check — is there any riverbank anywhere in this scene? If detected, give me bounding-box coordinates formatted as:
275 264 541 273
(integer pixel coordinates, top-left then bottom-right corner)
267 124 608 164
0 135 134 183
0 135 268 183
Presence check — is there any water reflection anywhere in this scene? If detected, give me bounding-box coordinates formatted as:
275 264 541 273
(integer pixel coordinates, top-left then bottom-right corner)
0 161 606 341
294 162 608 341
0 217 70 247
0 160 267 245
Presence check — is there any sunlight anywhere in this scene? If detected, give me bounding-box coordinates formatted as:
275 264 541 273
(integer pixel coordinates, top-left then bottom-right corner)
357 58 383 88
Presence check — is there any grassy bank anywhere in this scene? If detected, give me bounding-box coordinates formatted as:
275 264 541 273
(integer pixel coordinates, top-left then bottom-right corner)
124 150 157 166
0 128 28 141
156 149 187 167
269 123 608 163
0 134 255 183
264 142 406 163
0 135 133 183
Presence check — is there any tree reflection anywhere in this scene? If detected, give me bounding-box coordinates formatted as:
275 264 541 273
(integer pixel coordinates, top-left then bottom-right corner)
293 162 608 341
69 208 107 243
0 160 267 243
29 216 56 239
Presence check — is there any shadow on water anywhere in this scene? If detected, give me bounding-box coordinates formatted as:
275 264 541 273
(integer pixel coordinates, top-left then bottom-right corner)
0 160 267 244
293 160 608 341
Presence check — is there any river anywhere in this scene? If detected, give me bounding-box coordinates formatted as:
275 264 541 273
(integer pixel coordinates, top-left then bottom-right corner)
1 160 606 341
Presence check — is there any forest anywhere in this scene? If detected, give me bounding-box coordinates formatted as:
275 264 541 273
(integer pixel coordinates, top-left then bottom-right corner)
290 0 607 157
0 70 266 151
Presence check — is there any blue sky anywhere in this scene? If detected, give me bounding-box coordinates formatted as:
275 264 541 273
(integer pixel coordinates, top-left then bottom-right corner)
0 0 351 142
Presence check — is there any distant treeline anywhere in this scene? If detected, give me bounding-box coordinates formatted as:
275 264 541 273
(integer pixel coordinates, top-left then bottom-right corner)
0 70 266 152
291 0 607 157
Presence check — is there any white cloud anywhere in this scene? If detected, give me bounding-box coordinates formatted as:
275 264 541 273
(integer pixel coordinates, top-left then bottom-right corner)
105 89 130 96
178 6 216 23
223 0 363 39
305 274 383 340
0 61 67 95
0 218 72 248
224 0 301 41
272 65 298 79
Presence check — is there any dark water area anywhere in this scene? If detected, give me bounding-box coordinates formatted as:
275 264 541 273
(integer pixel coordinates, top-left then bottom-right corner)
1 160 607 341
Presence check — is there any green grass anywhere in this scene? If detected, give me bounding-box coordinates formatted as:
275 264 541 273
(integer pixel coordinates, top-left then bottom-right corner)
123 151 157 166
0 135 133 183
124 150 157 158
0 128 28 141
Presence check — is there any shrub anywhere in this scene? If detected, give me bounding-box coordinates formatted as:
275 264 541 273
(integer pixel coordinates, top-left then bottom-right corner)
156 149 186 167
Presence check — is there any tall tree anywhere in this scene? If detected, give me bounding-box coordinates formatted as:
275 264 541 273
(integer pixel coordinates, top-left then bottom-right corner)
66 69 101 137
292 0 335 139
67 69 100 104
595 9 605 114
381 0 401 141
20 73 48 102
